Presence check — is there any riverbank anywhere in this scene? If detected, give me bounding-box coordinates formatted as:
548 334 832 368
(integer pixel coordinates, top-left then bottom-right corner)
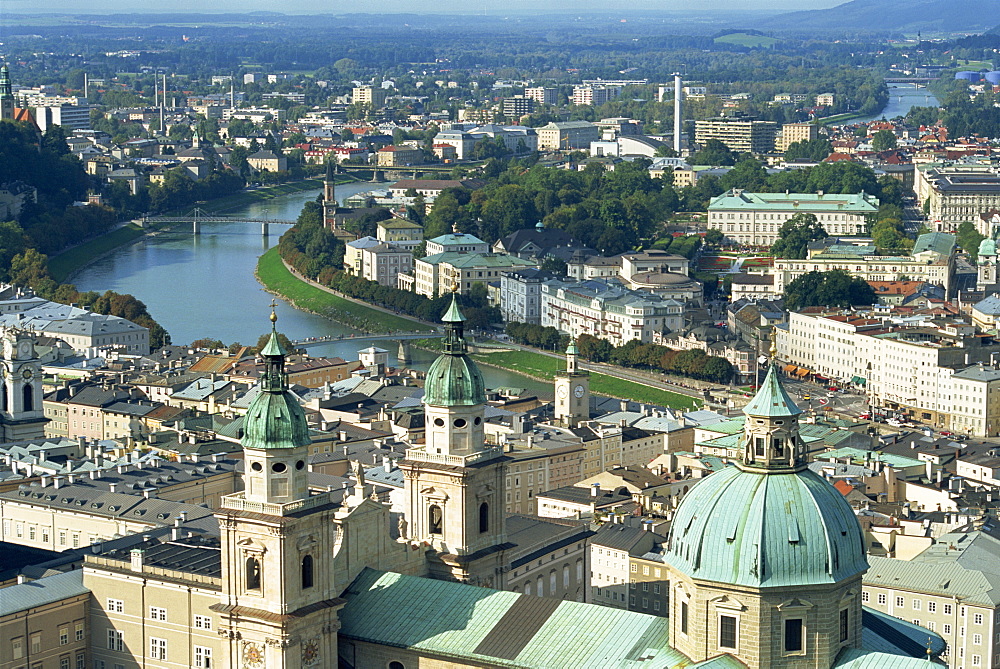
256 248 435 334
49 178 340 283
472 349 699 410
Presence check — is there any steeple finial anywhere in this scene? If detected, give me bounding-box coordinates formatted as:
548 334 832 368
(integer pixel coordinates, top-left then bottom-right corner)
769 328 777 359
269 299 278 324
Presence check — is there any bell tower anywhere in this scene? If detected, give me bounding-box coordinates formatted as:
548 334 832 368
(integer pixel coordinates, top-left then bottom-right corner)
554 338 590 428
0 65 14 121
399 294 511 586
214 308 342 669
0 329 47 442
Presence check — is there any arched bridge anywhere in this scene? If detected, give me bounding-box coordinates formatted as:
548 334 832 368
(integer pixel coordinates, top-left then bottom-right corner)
140 208 297 235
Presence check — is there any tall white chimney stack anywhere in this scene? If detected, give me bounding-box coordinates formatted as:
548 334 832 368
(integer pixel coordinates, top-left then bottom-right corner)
673 73 683 155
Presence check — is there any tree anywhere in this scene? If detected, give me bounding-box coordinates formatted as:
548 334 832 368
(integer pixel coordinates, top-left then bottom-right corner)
784 270 876 311
770 213 827 259
870 217 912 254
688 139 737 166
871 129 898 152
704 229 725 246
540 256 567 275
957 220 987 261
255 332 296 354
577 334 613 362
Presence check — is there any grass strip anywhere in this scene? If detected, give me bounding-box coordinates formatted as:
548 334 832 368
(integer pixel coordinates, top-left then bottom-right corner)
255 248 434 334
473 349 698 409
50 223 147 283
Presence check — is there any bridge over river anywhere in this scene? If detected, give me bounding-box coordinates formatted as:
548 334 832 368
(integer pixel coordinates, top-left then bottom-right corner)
140 208 296 235
290 331 443 348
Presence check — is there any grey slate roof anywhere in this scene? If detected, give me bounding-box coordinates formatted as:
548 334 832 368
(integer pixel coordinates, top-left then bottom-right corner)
0 569 89 616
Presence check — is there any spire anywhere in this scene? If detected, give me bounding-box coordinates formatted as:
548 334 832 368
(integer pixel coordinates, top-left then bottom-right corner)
260 303 288 392
0 64 11 97
325 158 335 182
441 291 467 355
566 337 578 373
743 330 799 418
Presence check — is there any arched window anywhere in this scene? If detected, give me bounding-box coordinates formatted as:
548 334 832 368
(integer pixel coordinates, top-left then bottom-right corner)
428 505 443 535
22 383 32 412
301 555 314 589
245 556 261 591
479 502 489 533
389 663 405 669
0 385 6 412
563 565 570 588
536 576 544 597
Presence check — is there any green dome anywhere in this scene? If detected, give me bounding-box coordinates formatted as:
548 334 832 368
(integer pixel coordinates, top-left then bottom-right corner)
979 237 997 258
665 465 868 588
424 352 486 407
242 389 311 450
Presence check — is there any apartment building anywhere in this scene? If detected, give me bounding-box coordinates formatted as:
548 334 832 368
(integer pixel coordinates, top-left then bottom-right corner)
32 104 91 131
502 95 535 118
352 85 388 108
694 118 777 154
863 529 1000 669
588 522 665 610
413 252 536 298
360 242 413 287
707 189 878 246
376 145 423 167
777 122 820 153
375 216 423 252
541 278 685 346
525 86 558 105
500 268 553 325
572 85 619 106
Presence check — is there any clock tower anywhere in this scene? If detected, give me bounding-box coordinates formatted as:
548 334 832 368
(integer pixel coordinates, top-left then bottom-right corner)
214 310 343 669
554 338 590 428
0 329 48 442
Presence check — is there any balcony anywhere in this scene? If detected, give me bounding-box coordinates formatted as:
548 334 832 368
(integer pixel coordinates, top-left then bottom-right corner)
220 491 332 516
405 446 503 467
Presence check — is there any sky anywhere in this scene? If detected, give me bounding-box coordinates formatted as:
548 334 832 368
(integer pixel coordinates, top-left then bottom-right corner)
6 0 846 15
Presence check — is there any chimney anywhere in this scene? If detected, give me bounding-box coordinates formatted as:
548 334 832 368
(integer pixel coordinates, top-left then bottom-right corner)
383 454 394 472
67 474 75 484
591 483 601 497
41 475 50 487
108 483 117 493
53 477 62 489
17 574 28 584
89 470 98 480
130 548 145 572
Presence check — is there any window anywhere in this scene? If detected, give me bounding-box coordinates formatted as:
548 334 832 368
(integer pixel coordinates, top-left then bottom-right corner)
862 591 869 602
31 633 41 653
107 629 123 652
301 555 314 589
840 609 850 642
194 615 212 630
913 599 921 610
60 626 69 645
944 624 952 634
389 662 405 669
895 596 904 607
149 606 167 621
149 637 167 660
479 502 489 533
720 615 738 650
784 618 804 652
75 623 84 641
61 657 71 669
246 556 261 591
974 634 982 645
878 593 886 605
12 637 23 659
975 613 984 625
195 646 213 668
973 654 981 666
928 601 937 613
428 505 443 535
945 604 953 615
76 652 85 669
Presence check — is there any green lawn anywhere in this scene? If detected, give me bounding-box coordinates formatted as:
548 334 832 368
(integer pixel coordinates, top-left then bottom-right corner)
474 350 698 410
50 223 147 283
255 248 434 334
714 33 779 48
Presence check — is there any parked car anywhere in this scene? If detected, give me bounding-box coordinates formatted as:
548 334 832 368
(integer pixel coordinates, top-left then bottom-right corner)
939 430 953 437
859 412 871 420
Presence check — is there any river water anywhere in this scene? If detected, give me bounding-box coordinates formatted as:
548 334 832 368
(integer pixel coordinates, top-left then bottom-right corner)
71 182 550 394
830 83 941 126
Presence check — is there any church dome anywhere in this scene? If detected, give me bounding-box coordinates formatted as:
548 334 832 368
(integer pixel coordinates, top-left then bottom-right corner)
423 295 486 407
242 389 311 450
979 237 996 258
666 465 867 588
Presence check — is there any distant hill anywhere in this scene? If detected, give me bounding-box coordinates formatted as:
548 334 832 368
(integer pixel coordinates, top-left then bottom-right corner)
755 0 1000 34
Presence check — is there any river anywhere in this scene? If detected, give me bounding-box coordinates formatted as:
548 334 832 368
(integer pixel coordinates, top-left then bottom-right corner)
71 182 551 395
830 83 941 126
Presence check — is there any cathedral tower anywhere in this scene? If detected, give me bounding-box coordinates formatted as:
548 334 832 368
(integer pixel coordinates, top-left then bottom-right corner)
399 295 511 586
0 329 48 442
214 310 342 669
663 336 868 668
554 338 590 428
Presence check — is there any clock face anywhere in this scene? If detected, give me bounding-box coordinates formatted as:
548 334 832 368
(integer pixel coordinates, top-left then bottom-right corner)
557 385 568 399
21 368 33 380
574 385 585 398
243 642 264 668
301 638 320 666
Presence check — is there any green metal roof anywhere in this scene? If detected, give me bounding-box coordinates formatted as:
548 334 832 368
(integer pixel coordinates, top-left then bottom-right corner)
821 447 923 470
865 555 1000 607
709 189 879 213
912 231 956 256
665 464 869 588
241 320 310 451
834 649 942 669
442 294 465 323
742 365 802 418
339 568 693 668
260 328 286 357
424 295 485 407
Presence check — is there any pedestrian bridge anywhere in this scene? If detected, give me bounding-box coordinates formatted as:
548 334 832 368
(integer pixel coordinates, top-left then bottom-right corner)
290 331 442 348
140 208 296 235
